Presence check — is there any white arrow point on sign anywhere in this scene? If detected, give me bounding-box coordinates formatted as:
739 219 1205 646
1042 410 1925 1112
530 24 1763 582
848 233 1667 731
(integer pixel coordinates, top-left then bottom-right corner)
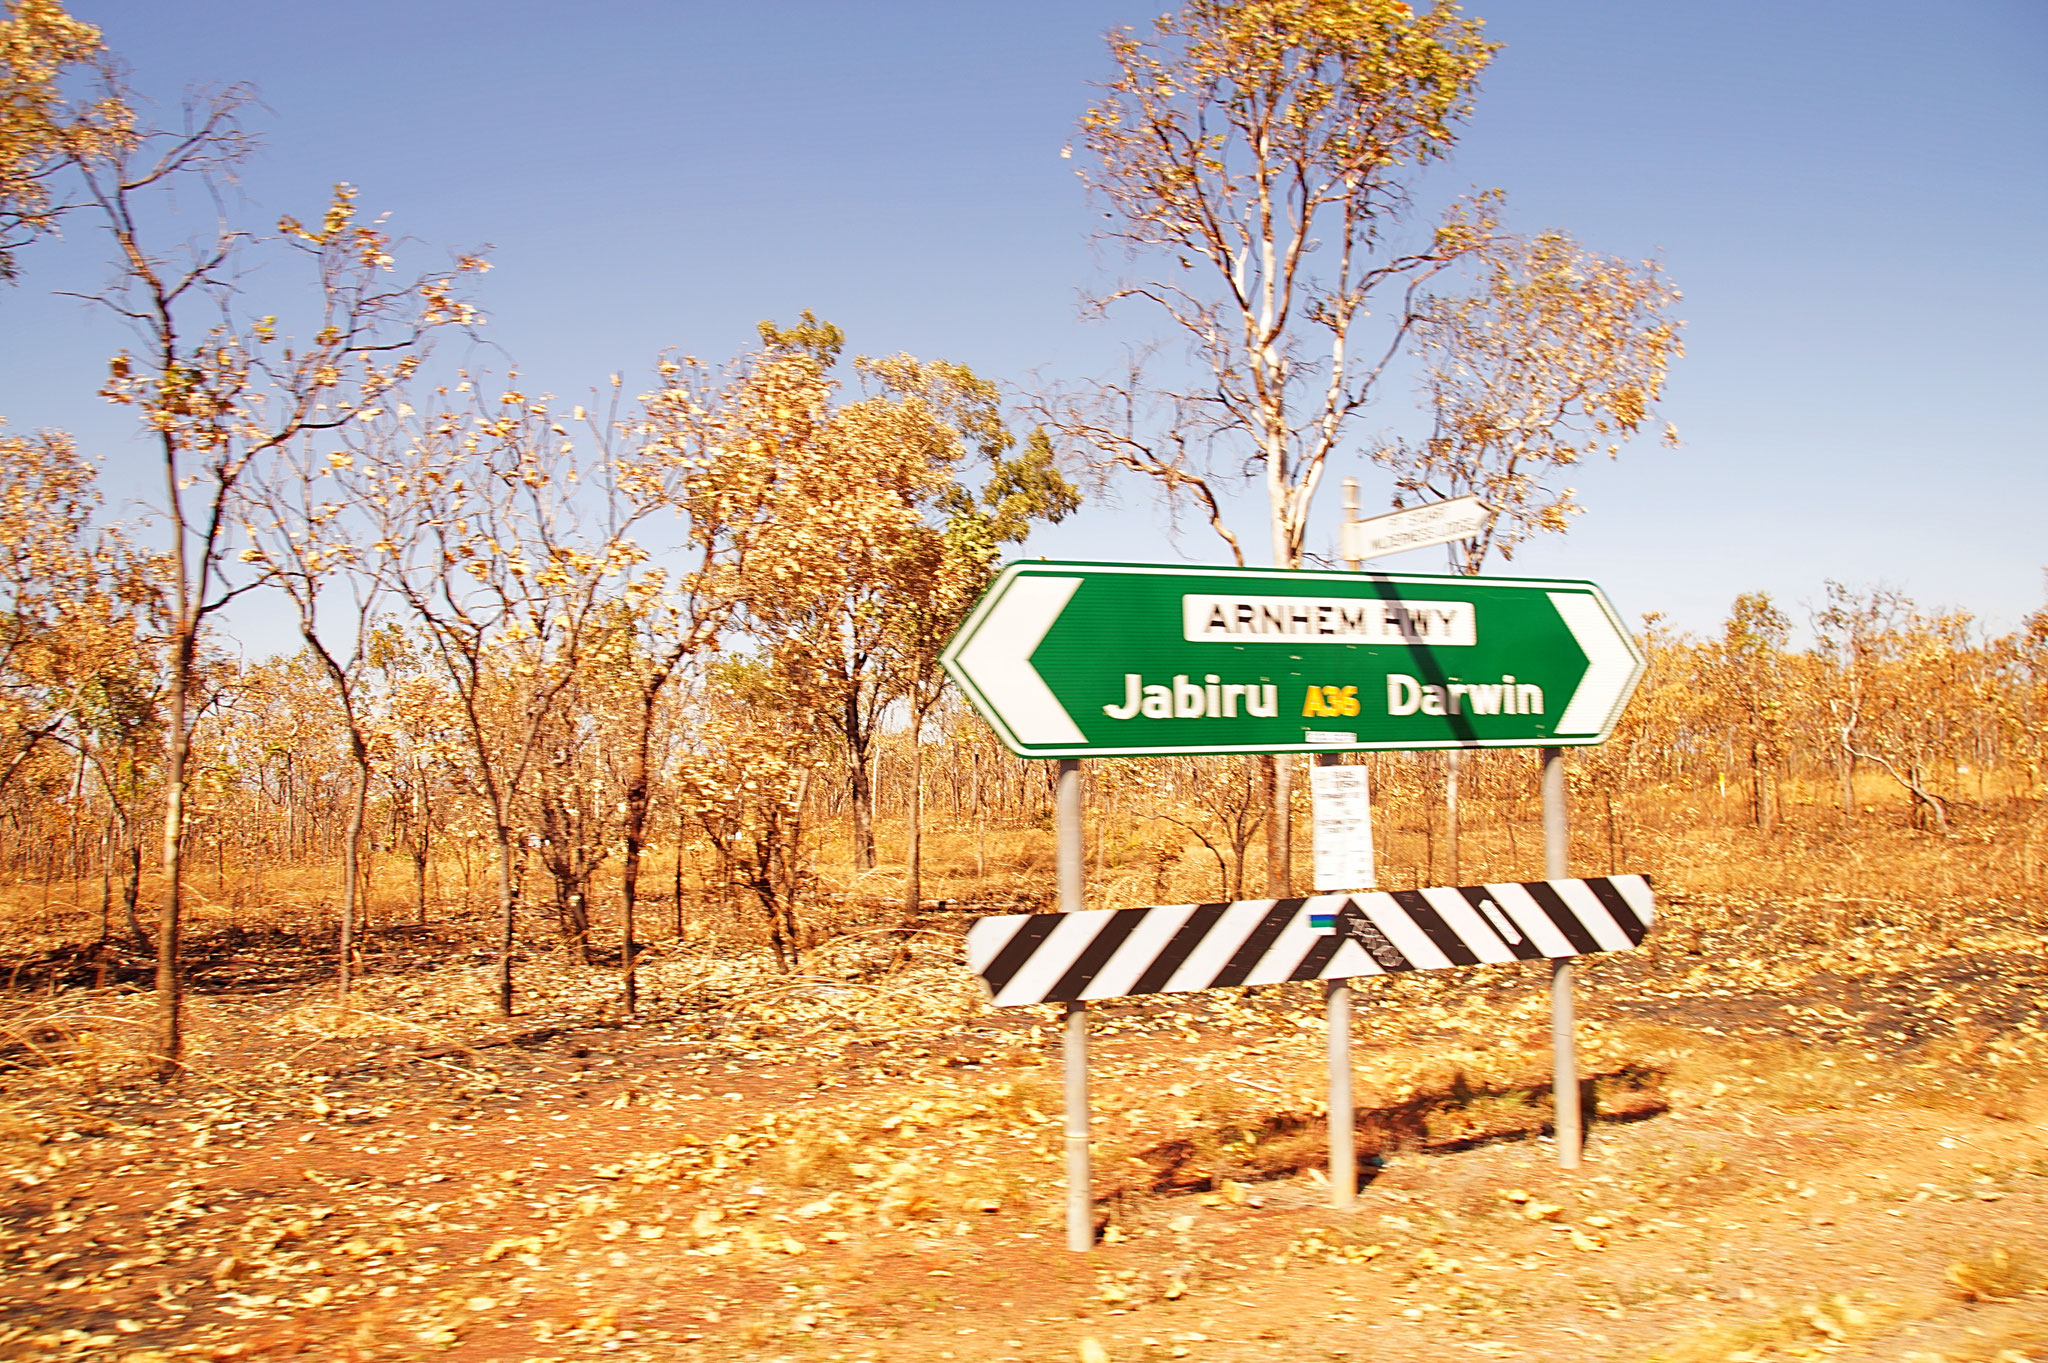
1548 591 1639 736
956 575 1086 745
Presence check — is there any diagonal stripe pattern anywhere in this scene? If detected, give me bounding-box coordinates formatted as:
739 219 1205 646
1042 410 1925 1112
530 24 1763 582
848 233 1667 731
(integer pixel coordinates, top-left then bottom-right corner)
964 875 1653 1007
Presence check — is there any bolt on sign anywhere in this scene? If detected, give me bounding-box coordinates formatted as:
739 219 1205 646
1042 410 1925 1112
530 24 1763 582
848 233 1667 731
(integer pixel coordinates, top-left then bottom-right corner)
1310 764 1374 893
966 876 1655 1007
941 561 1645 759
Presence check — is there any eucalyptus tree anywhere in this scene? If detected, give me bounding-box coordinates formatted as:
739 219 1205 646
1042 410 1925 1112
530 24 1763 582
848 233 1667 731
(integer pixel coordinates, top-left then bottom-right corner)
343 379 649 1015
1050 0 1681 891
74 143 476 1071
743 318 1075 891
1049 0 1495 892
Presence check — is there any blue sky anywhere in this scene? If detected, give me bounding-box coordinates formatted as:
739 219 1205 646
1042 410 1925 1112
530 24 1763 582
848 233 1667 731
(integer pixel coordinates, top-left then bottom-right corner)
5 0 2044 645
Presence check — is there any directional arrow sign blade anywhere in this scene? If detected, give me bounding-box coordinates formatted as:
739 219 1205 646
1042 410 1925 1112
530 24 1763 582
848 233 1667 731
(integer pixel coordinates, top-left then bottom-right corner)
942 561 1645 759
1547 590 1645 736
949 575 1085 746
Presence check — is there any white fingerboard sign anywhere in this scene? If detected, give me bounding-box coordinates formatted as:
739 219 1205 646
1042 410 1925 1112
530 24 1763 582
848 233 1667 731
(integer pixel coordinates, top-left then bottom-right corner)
1311 763 1375 893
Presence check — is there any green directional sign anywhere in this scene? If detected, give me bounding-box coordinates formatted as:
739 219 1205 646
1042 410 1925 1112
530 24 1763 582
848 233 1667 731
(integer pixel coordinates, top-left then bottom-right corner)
940 561 1644 759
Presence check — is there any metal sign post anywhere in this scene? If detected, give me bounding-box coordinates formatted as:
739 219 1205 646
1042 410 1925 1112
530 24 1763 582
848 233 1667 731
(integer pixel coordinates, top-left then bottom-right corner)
1341 478 1364 572
1326 974 1352 1208
1311 754 1371 1209
1056 758 1092 1250
1543 747 1582 1169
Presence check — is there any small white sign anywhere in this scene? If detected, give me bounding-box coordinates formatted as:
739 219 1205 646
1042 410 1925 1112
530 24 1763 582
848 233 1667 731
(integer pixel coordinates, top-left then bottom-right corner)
1341 494 1490 562
1311 764 1375 893
1182 595 1476 645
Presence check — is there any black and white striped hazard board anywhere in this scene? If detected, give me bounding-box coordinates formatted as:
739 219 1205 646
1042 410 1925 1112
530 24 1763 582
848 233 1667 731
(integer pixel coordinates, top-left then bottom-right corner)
965 875 1653 1008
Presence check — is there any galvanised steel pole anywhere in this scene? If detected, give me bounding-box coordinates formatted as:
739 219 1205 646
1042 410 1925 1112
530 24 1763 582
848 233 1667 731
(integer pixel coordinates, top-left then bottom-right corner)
1315 751 1356 1210
1057 759 1092 1250
1543 747 1582 1169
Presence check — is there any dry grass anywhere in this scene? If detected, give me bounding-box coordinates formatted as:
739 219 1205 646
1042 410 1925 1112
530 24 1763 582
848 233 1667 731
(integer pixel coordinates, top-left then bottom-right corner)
0 897 2039 1361
0 749 2044 1363
1905 1331 2048 1363
2 777 2040 992
1947 1247 2048 1303
1648 1292 1899 1362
